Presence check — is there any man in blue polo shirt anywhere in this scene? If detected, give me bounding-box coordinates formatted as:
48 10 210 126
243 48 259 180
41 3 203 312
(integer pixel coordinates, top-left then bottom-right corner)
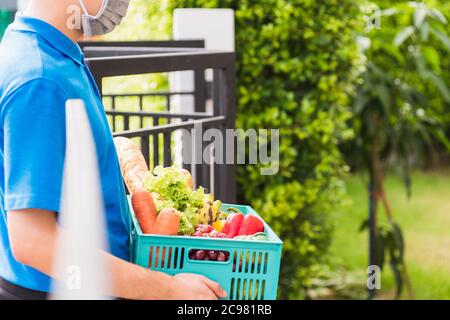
0 0 226 300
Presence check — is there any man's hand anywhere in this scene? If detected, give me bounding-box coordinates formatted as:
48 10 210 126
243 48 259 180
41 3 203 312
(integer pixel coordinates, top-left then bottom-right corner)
169 274 227 300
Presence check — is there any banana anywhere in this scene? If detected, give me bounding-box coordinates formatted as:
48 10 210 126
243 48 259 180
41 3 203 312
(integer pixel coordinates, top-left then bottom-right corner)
211 200 222 223
197 200 212 225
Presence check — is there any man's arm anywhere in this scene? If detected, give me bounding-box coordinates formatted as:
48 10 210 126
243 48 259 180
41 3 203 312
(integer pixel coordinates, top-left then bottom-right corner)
7 209 227 300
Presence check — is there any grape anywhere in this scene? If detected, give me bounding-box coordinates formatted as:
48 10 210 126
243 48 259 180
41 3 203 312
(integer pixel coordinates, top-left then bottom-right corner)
217 251 227 262
208 250 219 261
189 250 197 259
194 250 206 260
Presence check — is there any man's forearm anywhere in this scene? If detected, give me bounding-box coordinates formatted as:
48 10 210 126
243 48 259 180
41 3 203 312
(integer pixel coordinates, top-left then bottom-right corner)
7 209 174 300
106 253 174 300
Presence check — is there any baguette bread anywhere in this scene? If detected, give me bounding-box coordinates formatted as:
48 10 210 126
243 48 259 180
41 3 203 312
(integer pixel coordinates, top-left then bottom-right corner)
114 137 150 195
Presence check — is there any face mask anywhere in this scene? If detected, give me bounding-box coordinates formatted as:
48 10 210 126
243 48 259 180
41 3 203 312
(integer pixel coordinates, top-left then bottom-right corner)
78 0 130 37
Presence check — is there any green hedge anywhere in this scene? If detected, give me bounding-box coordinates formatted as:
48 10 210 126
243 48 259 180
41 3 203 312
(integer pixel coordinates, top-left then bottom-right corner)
171 0 364 298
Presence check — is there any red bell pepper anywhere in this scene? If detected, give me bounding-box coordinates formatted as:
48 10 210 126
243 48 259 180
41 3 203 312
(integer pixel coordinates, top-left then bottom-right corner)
237 214 264 236
222 212 244 238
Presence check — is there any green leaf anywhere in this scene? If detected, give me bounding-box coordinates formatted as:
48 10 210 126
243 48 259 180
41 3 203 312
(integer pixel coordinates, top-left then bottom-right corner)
391 223 405 262
430 128 450 152
375 84 391 113
380 8 397 17
425 71 450 103
421 46 440 71
430 28 450 52
359 218 369 232
394 26 415 47
430 8 448 24
420 22 430 41
414 7 427 28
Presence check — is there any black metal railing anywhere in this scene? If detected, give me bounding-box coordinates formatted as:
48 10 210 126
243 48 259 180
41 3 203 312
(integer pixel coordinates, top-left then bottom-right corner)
83 42 236 203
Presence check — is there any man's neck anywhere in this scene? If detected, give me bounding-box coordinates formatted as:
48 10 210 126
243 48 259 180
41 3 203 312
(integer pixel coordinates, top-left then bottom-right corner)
25 1 83 42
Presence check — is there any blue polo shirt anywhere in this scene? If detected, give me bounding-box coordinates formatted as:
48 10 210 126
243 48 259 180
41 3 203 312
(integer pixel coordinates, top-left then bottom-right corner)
0 14 130 292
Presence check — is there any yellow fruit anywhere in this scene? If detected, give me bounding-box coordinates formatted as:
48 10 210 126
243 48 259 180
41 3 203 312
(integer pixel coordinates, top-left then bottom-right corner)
212 220 226 232
211 200 222 223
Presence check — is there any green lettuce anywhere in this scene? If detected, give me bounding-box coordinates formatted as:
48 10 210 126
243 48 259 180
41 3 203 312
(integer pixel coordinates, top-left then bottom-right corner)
145 166 212 235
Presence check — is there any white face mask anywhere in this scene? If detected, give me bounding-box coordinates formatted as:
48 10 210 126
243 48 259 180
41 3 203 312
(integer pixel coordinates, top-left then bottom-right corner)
78 0 130 37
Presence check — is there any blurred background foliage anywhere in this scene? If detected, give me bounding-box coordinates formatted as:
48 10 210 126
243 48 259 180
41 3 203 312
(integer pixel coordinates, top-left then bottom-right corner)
170 0 364 300
346 1 450 299
103 0 450 299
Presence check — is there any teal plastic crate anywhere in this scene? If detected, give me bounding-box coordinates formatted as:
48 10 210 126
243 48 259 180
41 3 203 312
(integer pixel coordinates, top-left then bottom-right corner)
128 199 283 300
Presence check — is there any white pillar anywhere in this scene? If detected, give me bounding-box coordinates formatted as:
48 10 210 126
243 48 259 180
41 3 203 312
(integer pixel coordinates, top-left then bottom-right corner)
171 9 235 169
17 0 30 11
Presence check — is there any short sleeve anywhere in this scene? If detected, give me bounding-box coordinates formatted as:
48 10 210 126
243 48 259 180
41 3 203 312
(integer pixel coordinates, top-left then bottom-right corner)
2 78 67 212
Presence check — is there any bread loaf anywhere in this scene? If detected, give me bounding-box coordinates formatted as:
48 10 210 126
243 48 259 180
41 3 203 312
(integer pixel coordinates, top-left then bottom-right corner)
114 137 149 194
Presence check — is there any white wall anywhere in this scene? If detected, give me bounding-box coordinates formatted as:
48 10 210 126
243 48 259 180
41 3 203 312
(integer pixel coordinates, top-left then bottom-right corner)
171 9 235 171
173 8 235 52
17 0 29 11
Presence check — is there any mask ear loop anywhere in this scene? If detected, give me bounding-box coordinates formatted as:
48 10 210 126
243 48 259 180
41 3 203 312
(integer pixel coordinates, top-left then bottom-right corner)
78 0 89 15
78 0 109 19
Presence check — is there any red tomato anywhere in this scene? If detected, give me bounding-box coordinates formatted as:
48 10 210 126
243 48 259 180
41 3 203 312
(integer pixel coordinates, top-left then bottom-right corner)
222 213 245 238
237 214 265 236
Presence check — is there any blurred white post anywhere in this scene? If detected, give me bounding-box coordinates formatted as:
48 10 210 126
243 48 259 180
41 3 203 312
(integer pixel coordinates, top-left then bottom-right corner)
171 9 235 168
52 100 110 300
17 0 30 11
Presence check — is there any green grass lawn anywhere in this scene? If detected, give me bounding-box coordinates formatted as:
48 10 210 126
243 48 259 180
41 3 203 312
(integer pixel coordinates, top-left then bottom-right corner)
330 170 450 300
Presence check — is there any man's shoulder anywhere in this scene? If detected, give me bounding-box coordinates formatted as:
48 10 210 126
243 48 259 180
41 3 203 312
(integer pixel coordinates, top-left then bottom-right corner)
0 30 69 99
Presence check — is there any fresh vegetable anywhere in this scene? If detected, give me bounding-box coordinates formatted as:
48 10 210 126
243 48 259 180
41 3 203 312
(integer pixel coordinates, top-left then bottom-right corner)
238 214 265 236
193 225 229 238
155 208 180 235
218 211 229 221
146 166 212 235
178 168 193 189
131 190 158 234
222 212 244 238
114 137 150 194
196 225 214 234
212 220 226 232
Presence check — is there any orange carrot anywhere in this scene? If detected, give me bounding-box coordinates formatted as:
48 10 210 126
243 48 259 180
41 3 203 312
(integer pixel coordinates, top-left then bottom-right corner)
155 208 180 235
132 190 157 234
150 208 179 268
